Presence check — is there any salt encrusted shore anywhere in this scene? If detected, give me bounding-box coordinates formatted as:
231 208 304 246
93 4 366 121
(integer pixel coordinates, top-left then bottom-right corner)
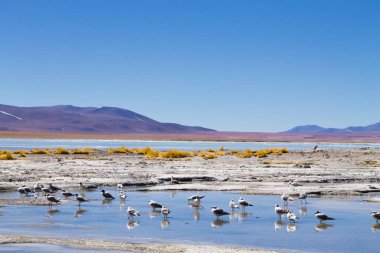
1 148 380 196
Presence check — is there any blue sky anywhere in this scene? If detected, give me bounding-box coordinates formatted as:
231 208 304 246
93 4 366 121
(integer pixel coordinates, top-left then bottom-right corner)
1 0 379 132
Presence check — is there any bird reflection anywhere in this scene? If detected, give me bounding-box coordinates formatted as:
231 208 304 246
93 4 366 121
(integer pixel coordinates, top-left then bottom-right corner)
127 220 140 230
238 211 251 221
193 209 200 221
119 200 126 209
229 211 239 221
161 219 170 229
275 220 286 231
149 210 161 219
287 223 298 234
102 199 113 205
371 223 380 232
74 207 87 218
46 208 60 218
188 202 202 209
315 223 334 233
211 219 229 228
170 192 177 199
299 206 307 217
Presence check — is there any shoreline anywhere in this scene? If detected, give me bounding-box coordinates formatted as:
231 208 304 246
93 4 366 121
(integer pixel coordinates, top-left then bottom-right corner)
0 234 277 253
1 131 380 143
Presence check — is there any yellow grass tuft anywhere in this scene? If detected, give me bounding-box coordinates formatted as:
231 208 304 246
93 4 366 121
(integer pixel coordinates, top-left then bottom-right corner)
0 151 15 160
55 147 70 154
71 148 94 154
159 149 196 159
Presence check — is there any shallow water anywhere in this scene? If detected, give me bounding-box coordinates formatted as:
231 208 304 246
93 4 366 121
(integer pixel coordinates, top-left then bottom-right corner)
0 243 130 253
1 191 380 253
1 138 379 151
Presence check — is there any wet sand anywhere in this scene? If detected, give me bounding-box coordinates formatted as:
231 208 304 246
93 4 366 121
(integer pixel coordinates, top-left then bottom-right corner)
1 148 380 196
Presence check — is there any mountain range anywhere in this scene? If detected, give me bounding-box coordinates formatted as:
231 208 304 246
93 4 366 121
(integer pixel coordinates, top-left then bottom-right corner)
285 123 380 133
0 104 214 134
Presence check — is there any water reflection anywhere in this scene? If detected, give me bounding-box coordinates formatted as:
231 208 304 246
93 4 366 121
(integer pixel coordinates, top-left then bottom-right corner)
275 220 286 231
46 208 60 218
315 223 334 233
371 223 380 232
238 211 252 221
126 220 139 230
299 207 307 217
149 210 161 219
192 209 200 221
287 223 298 234
161 219 170 229
74 208 87 218
211 219 229 228
102 199 113 206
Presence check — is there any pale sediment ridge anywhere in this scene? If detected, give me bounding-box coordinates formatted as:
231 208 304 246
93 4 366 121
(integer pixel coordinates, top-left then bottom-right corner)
1 148 380 196
0 234 276 253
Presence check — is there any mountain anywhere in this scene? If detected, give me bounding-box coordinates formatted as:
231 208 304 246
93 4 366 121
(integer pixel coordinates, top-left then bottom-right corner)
285 122 380 133
0 104 215 134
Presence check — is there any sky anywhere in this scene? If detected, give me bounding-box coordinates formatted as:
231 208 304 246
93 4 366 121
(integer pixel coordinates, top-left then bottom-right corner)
0 0 379 132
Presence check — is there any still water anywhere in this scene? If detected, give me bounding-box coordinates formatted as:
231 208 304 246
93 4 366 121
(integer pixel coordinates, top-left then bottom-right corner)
1 138 379 151
0 191 379 253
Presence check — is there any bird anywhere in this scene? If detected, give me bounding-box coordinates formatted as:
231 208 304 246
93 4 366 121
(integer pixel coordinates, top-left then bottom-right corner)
211 206 230 218
127 206 140 219
74 194 88 206
17 186 27 196
229 199 240 210
46 194 60 207
117 183 123 189
22 185 32 194
79 182 85 193
315 210 335 222
42 186 53 195
281 193 293 206
61 190 74 198
119 191 127 200
275 204 287 218
286 210 299 223
371 211 380 222
289 181 302 191
299 192 307 204
368 185 379 190
34 183 42 193
187 195 205 201
313 145 318 151
149 200 163 210
101 189 115 199
170 176 179 184
48 183 61 193
238 197 253 210
161 206 171 219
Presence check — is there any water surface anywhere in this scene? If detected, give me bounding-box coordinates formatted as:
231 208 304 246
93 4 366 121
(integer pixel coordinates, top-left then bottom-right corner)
1 138 379 151
0 191 379 253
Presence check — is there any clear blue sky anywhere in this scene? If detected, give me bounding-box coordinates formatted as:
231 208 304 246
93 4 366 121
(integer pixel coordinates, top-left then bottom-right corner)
1 0 379 132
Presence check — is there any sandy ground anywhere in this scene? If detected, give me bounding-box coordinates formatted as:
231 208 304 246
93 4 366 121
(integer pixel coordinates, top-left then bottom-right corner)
0 234 276 253
1 148 380 197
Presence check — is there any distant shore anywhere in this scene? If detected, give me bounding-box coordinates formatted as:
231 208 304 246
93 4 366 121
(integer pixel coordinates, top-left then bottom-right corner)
1 131 380 143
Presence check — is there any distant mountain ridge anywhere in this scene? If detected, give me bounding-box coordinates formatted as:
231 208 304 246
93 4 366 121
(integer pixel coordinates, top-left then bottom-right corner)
0 104 215 134
285 122 380 133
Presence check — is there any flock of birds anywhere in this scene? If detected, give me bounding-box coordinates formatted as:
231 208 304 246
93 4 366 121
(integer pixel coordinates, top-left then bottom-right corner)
16 183 380 227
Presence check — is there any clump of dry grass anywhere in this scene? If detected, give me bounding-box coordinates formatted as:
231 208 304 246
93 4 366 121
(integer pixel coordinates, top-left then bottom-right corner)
159 149 196 159
107 147 131 154
235 149 256 158
30 148 50 154
54 147 70 154
71 148 94 154
0 151 15 160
